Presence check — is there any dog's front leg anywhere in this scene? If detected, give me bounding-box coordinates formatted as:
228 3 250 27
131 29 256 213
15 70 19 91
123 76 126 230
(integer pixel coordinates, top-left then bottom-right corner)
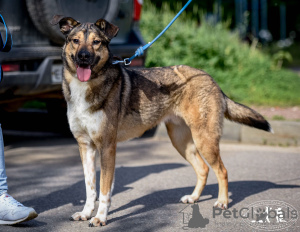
70 138 97 221
89 142 116 227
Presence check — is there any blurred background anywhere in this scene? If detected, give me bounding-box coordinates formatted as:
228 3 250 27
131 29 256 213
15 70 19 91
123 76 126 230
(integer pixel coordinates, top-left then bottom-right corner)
0 0 299 139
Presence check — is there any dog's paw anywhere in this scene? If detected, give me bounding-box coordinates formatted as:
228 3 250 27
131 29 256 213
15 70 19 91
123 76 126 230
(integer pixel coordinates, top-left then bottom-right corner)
213 200 228 210
69 212 90 221
88 216 106 227
180 195 198 204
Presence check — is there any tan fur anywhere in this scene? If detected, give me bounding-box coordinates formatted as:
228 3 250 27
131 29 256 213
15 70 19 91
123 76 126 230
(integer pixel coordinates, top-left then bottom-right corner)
53 16 272 227
174 65 187 81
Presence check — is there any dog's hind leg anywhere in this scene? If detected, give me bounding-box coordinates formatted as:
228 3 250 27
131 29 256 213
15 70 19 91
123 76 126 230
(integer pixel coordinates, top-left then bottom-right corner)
70 137 97 221
179 85 229 209
190 127 228 209
166 120 209 204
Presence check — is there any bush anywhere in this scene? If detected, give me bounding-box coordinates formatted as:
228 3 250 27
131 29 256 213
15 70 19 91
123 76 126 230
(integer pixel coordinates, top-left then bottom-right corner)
140 2 300 106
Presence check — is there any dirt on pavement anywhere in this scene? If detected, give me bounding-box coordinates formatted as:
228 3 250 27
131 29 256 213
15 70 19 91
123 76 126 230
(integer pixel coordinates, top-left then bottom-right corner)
252 106 300 121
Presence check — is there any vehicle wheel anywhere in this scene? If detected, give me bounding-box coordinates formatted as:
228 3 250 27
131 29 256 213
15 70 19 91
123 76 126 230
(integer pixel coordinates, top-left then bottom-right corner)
26 0 119 45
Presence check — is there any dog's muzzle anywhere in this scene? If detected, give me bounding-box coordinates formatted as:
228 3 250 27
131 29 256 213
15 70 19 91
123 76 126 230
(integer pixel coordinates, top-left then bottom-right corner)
75 50 94 82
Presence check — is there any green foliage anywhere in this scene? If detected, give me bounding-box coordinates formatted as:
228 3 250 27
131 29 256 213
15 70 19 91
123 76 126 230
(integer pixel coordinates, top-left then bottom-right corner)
140 2 300 106
272 51 293 69
272 115 286 121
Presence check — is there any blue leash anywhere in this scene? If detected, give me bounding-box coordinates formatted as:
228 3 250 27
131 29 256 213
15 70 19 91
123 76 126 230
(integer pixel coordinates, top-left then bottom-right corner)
0 14 13 83
113 0 193 65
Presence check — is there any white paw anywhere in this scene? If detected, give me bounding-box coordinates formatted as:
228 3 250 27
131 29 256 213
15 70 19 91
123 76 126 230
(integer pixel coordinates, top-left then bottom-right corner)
88 216 106 227
180 195 198 204
69 211 91 221
213 200 228 209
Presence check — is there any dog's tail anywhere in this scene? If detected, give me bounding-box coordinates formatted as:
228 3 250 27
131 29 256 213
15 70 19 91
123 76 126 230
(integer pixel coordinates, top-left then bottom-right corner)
223 92 273 133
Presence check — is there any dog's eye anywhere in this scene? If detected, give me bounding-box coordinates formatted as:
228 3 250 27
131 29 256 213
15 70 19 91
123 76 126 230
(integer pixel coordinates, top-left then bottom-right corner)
73 39 79 44
93 40 100 45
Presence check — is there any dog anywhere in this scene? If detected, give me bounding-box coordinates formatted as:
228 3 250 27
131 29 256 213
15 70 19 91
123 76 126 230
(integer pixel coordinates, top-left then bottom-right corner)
51 15 272 227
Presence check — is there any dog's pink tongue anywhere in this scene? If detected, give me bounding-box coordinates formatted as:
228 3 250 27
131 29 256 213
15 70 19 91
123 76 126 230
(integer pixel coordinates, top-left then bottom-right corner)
76 66 91 82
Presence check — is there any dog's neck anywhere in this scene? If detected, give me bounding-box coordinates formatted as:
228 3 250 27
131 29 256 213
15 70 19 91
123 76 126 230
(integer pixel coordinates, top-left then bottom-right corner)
63 55 122 113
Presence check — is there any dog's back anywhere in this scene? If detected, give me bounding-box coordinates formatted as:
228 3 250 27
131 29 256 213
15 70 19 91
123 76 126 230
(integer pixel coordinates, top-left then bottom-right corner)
118 65 271 141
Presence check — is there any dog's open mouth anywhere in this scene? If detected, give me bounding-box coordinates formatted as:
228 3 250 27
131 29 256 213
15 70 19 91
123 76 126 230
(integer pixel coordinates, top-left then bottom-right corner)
76 64 91 82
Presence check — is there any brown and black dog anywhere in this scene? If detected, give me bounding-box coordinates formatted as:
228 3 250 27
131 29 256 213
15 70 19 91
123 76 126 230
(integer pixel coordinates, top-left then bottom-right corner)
51 15 272 227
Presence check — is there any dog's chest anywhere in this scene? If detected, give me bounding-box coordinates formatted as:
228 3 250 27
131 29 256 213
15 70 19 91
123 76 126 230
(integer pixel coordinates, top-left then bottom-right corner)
67 80 104 135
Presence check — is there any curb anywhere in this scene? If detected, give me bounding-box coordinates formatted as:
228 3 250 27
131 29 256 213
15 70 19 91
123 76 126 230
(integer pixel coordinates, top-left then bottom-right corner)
154 120 300 146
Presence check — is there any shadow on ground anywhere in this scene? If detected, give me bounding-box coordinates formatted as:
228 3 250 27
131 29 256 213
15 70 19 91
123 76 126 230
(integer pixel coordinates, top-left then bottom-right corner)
21 163 300 224
22 163 185 214
109 180 300 223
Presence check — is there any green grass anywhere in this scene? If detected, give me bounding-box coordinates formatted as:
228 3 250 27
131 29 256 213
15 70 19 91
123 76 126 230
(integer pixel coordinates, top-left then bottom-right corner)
272 115 286 121
140 2 300 106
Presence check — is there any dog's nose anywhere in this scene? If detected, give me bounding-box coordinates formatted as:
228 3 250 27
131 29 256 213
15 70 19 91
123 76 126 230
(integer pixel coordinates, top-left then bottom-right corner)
78 50 91 61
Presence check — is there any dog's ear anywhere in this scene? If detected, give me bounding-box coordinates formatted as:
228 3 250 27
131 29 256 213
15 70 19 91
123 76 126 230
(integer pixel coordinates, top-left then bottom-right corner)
95 19 119 41
51 15 80 36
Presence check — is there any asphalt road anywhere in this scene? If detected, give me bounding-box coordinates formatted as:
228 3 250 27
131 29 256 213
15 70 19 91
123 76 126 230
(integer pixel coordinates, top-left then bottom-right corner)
1 132 300 232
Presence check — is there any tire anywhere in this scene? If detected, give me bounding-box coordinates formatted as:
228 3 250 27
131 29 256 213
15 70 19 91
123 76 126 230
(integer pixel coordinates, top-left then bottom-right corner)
26 0 119 45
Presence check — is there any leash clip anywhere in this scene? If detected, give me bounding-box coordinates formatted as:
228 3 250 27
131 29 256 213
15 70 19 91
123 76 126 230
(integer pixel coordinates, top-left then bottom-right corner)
112 58 131 65
124 58 131 66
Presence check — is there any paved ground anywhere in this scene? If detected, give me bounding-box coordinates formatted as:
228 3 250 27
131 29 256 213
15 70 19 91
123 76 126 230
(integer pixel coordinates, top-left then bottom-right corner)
2 136 300 232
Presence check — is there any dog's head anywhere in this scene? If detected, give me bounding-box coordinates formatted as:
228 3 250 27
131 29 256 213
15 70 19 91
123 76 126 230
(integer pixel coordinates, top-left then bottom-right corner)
51 15 119 82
